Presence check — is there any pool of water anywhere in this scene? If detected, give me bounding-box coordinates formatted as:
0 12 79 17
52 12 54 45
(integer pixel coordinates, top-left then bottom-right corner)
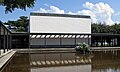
1 50 120 72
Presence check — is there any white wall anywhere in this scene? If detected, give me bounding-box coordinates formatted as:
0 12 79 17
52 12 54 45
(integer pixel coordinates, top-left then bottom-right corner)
30 16 91 34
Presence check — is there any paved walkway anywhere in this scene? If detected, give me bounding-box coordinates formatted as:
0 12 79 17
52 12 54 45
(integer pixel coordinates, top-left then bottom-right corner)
0 50 16 70
14 48 76 53
14 47 120 53
91 47 120 51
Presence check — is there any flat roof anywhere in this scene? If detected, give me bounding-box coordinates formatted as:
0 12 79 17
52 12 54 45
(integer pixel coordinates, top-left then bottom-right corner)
30 12 91 19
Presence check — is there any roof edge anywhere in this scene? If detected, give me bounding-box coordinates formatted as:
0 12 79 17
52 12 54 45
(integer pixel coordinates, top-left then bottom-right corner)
30 12 91 19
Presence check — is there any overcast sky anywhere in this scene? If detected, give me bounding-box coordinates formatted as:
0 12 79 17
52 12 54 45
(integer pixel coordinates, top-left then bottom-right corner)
0 0 120 25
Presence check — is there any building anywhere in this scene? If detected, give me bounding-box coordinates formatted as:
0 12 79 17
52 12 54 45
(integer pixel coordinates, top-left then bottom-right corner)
1 12 120 51
30 13 91 48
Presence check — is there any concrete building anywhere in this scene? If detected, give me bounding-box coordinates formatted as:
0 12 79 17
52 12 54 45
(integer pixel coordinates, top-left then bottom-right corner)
30 13 91 48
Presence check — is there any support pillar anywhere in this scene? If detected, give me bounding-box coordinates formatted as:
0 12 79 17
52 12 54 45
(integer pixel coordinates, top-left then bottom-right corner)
75 35 76 46
3 28 5 53
9 34 11 50
60 35 62 46
101 36 103 47
0 25 2 55
7 31 8 51
45 35 46 47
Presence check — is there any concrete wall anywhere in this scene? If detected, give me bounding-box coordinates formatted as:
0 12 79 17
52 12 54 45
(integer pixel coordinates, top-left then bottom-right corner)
46 38 60 45
30 16 91 34
31 38 45 45
30 38 91 47
61 38 75 45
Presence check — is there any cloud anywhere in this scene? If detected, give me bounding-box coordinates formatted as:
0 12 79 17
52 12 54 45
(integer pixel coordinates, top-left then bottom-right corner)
77 10 97 23
44 3 49 7
114 12 120 16
38 5 64 14
50 6 65 14
80 2 115 25
35 2 115 25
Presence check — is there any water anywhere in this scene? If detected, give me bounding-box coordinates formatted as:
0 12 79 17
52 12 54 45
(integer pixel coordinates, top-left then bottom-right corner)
1 50 120 72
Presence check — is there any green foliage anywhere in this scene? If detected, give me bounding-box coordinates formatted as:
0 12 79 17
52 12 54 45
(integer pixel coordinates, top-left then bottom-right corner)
4 16 29 32
0 0 35 13
17 26 25 32
91 23 120 34
75 42 90 53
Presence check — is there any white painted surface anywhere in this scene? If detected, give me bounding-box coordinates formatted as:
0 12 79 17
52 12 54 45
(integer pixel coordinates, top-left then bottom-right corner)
30 16 91 34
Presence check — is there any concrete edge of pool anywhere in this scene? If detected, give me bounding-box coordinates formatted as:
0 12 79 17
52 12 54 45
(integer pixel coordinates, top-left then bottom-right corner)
0 50 16 71
14 47 120 53
0 47 120 71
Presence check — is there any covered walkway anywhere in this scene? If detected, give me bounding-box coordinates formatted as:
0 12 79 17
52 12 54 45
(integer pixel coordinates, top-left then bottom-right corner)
91 33 120 47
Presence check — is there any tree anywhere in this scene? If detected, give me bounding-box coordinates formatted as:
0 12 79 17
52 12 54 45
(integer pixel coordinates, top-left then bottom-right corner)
17 16 29 31
91 23 100 33
0 0 35 13
4 16 29 32
91 23 120 34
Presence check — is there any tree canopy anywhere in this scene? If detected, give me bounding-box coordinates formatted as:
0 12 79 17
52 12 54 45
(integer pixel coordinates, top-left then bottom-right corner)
0 0 35 13
91 23 120 34
4 16 29 32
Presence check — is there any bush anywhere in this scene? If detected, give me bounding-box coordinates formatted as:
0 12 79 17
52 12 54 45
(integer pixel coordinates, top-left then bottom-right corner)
75 42 90 54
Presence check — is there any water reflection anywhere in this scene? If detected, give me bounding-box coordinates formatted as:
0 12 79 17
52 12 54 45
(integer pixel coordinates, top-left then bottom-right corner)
1 50 120 72
92 51 120 72
30 53 92 67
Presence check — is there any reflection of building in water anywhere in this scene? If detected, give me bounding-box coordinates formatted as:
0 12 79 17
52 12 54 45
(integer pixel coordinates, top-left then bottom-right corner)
1 53 93 72
92 51 120 71
31 65 91 72
30 53 92 72
30 53 92 67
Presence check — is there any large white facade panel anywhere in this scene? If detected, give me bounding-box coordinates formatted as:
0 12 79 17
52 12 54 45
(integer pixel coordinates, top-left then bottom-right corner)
30 16 91 34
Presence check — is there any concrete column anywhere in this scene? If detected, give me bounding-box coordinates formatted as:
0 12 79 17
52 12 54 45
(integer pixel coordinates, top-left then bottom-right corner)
7 31 8 51
0 25 2 55
75 35 76 46
9 34 12 50
101 36 103 47
45 35 46 46
29 33 30 49
3 28 5 53
88 35 89 45
60 35 62 46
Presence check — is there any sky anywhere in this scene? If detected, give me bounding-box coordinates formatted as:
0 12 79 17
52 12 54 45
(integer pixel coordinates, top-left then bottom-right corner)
0 0 120 25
